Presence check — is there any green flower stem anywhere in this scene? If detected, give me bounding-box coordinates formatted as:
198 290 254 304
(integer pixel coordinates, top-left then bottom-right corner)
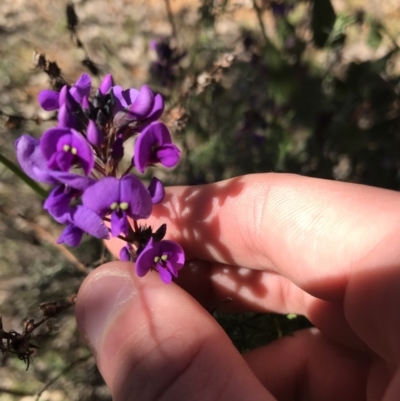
0 151 48 198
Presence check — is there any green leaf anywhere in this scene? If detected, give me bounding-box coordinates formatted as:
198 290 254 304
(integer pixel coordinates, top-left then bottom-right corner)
367 19 383 49
310 0 337 48
0 151 47 198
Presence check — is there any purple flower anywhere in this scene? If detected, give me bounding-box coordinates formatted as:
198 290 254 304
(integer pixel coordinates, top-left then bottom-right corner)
119 244 132 261
149 38 186 87
40 127 94 175
82 175 152 237
270 1 294 17
87 120 104 147
42 171 95 224
57 86 81 129
112 84 164 129
148 177 165 204
134 121 180 173
44 185 80 224
14 134 58 184
136 237 185 283
99 74 114 95
57 205 109 247
38 73 91 111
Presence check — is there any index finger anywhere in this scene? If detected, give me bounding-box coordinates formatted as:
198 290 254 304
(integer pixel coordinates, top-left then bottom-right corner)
148 173 400 301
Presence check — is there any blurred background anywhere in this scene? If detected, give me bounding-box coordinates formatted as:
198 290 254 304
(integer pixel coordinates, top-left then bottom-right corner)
1 0 400 399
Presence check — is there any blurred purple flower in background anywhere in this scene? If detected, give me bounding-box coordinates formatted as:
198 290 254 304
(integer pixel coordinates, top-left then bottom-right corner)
150 37 186 87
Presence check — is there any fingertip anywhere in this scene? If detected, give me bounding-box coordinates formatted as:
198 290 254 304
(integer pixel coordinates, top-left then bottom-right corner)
75 261 137 353
75 261 271 401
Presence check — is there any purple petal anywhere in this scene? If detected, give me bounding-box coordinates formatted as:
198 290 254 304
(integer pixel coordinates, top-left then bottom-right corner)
111 210 129 236
128 85 154 118
150 39 158 51
158 265 173 284
57 224 84 247
70 73 91 103
57 103 78 128
38 90 60 111
119 175 152 220
156 144 180 168
48 171 95 190
58 86 70 107
70 130 95 175
134 122 173 173
148 177 165 204
146 93 164 121
52 150 74 172
136 238 158 277
41 128 71 159
82 177 120 216
87 120 104 147
44 185 76 224
69 205 109 239
82 96 90 111
112 85 127 112
14 134 58 184
119 245 131 261
100 74 114 94
160 240 185 268
123 87 140 105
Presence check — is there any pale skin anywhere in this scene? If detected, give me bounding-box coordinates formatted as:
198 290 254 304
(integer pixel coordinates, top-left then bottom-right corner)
75 173 400 401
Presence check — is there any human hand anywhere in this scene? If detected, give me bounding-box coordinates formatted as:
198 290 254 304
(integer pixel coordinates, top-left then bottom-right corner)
75 173 400 401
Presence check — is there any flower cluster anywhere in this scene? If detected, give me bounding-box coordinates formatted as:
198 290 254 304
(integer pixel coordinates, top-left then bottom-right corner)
15 73 184 283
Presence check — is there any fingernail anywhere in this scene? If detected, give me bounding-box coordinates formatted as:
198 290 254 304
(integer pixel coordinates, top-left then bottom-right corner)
76 266 137 353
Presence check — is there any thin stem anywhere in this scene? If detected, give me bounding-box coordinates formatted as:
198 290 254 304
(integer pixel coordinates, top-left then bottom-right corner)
36 354 93 401
121 162 134 177
252 0 268 45
0 152 48 198
164 0 178 40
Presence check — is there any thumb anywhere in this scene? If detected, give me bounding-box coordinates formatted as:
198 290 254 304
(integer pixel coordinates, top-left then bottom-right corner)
75 262 272 401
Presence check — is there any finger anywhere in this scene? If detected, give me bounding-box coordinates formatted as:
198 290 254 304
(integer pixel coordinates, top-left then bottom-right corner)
244 328 372 401
145 173 400 301
75 261 274 401
103 245 368 351
177 261 366 352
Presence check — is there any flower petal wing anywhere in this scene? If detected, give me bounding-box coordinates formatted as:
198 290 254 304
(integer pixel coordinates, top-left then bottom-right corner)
70 205 109 239
70 73 91 103
99 74 114 94
14 134 57 184
161 240 185 270
40 128 71 159
57 224 84 247
148 177 165 204
82 177 119 216
38 90 60 111
48 171 95 190
156 144 180 168
70 130 95 175
158 266 173 284
120 175 152 219
128 85 154 118
136 238 158 277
